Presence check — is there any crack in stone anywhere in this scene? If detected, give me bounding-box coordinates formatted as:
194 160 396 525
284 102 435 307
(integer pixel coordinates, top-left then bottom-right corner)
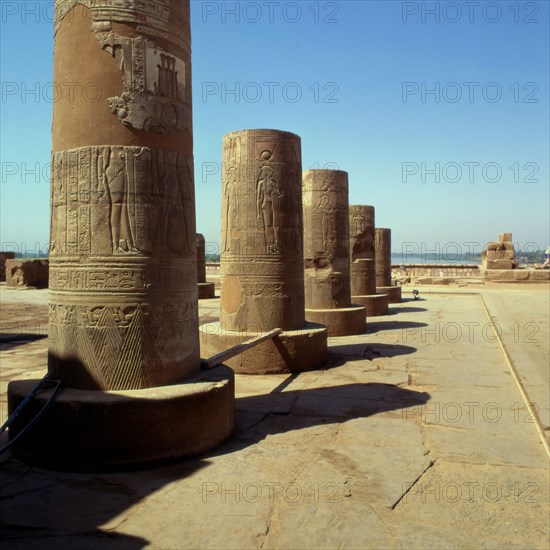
390 458 436 510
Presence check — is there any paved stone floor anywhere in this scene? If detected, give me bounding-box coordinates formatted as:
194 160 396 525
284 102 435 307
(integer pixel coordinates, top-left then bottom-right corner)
1 283 548 549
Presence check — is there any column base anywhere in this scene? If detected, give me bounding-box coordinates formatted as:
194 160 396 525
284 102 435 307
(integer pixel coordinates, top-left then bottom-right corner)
199 322 328 374
351 293 389 316
7 366 235 472
376 285 402 304
305 305 366 336
198 282 216 299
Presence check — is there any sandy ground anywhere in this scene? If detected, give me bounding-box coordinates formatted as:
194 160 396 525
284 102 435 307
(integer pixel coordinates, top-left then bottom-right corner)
0 282 548 549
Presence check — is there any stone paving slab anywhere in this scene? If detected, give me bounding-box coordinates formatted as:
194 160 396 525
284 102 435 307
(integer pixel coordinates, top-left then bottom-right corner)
0 285 548 548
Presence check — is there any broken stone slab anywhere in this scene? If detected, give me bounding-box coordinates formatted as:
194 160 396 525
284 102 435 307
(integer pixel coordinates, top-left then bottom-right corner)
5 260 49 289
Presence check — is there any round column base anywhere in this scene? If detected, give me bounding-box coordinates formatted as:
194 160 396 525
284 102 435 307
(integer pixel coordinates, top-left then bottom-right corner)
199 322 328 374
198 282 216 299
7 365 235 472
376 285 402 304
351 293 389 317
305 306 366 336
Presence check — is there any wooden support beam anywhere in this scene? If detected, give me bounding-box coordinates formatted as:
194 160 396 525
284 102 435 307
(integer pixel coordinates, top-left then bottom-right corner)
201 328 282 369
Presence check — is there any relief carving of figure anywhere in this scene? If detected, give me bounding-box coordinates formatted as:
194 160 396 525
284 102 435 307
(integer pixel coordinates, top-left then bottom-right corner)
256 152 282 254
319 187 336 256
223 159 238 253
101 147 139 254
352 212 366 237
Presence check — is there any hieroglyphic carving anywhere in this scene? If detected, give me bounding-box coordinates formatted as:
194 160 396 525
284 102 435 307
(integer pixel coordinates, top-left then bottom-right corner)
48 1 200 392
318 189 335 256
50 146 195 258
49 265 194 292
48 300 198 390
49 146 198 390
302 170 352 310
222 139 240 253
54 0 191 134
55 0 188 51
349 205 375 260
99 33 188 133
349 205 377 296
220 130 305 332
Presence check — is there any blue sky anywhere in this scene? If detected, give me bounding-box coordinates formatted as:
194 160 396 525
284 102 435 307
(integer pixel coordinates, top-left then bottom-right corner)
1 0 549 259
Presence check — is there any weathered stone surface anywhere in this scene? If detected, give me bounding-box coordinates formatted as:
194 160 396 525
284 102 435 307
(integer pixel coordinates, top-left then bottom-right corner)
304 307 366 337
7 0 235 470
200 321 328 374
201 129 327 373
348 207 388 316
0 252 15 281
198 282 216 299
352 293 389 316
196 233 207 283
303 170 351 309
1 287 549 547
5 260 49 289
482 233 517 270
53 1 192 136
349 206 376 296
349 206 375 260
220 129 305 332
197 233 215 299
375 228 391 287
8 365 235 470
47 0 199 391
302 170 365 335
375 227 402 303
482 269 550 282
377 285 402 304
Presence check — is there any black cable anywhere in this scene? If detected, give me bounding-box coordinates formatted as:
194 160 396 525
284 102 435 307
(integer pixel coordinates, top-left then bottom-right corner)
0 377 62 456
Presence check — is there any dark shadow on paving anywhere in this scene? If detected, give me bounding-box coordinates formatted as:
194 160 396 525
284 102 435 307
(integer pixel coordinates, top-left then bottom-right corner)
328 343 417 361
389 306 427 314
0 452 210 549
213 383 430 454
0 373 427 549
365 320 427 334
0 333 48 350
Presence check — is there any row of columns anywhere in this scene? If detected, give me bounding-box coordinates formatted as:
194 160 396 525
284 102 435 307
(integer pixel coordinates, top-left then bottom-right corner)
200 129 402 375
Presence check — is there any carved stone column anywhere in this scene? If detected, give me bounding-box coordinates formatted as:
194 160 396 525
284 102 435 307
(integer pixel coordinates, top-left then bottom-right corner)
8 0 234 470
200 129 327 374
197 234 215 299
349 205 389 316
375 228 402 303
302 170 365 335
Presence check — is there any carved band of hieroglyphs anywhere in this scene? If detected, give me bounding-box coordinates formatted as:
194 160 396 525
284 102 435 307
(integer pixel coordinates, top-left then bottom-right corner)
221 260 304 278
54 0 189 51
49 266 195 292
50 146 195 258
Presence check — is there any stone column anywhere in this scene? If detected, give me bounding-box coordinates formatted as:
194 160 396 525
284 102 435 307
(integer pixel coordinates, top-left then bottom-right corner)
197 234 215 299
375 228 402 303
200 129 327 374
302 170 365 335
8 0 234 470
349 205 389 316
